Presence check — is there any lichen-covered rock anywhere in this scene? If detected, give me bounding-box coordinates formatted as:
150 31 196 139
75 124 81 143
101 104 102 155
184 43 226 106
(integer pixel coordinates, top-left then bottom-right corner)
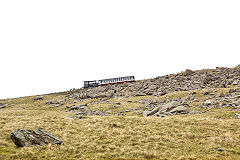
169 106 188 114
158 101 180 113
143 101 188 117
11 128 62 147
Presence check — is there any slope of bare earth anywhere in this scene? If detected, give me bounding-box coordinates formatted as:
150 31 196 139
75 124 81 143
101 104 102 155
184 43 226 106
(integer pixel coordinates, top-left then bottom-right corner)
0 65 240 160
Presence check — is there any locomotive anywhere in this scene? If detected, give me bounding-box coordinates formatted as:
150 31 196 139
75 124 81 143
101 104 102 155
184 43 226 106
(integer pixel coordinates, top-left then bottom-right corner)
84 76 136 88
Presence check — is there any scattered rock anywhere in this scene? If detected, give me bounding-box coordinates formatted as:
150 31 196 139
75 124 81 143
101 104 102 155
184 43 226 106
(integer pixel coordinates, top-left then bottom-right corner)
143 101 188 117
183 69 194 76
143 110 152 117
11 128 62 147
158 101 181 113
219 92 225 97
0 103 8 109
46 100 56 105
188 110 206 114
233 113 240 119
0 105 7 109
169 106 188 114
109 105 121 109
58 98 66 105
204 100 213 106
54 104 61 107
34 96 43 101
67 115 87 119
229 88 236 93
232 80 238 85
68 105 89 113
203 90 210 95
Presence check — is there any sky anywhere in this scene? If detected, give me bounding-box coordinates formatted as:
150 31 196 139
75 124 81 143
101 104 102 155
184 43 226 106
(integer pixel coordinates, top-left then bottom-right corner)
0 0 240 99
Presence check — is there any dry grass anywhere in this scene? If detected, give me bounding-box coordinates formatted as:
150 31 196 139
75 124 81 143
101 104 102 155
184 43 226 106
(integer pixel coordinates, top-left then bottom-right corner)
0 88 240 159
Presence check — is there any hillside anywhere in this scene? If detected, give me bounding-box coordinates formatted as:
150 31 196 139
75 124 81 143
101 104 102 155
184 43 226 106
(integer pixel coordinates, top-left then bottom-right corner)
0 65 240 159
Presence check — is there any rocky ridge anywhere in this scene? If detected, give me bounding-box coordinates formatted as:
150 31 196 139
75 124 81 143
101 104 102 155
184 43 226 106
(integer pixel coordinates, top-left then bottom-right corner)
62 65 240 118
68 65 240 100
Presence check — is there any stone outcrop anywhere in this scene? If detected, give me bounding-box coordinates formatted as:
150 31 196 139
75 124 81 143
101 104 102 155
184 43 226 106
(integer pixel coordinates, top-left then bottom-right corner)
11 128 62 147
67 105 112 116
143 101 188 117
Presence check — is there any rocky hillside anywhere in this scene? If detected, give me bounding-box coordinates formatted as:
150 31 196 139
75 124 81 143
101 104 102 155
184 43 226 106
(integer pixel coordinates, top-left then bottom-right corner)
1 65 240 159
68 65 240 99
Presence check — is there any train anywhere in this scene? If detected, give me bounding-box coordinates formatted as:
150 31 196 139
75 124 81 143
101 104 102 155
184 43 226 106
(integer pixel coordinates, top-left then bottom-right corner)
84 76 136 88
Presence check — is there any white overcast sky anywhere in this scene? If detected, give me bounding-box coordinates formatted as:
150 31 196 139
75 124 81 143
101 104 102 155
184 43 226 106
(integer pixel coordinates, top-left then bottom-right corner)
0 0 240 99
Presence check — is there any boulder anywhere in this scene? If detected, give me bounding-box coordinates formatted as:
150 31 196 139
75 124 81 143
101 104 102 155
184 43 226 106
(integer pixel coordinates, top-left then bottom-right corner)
0 103 7 109
148 85 158 90
235 113 240 119
11 128 62 147
109 105 121 109
169 106 188 114
204 100 213 106
58 98 67 105
229 88 236 93
142 106 160 117
46 100 56 104
183 69 194 76
158 101 180 113
143 110 152 117
143 101 182 117
232 80 238 85
68 105 89 112
34 96 43 101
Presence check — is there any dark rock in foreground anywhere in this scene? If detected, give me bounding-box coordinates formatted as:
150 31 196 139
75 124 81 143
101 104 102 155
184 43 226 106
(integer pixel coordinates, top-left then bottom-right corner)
11 128 62 147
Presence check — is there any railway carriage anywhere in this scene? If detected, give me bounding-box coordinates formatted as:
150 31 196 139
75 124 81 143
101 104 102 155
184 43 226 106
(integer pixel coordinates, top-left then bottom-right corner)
84 76 135 88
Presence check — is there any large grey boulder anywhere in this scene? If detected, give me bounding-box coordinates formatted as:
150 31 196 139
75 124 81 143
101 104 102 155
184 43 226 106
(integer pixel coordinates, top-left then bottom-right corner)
169 105 188 114
143 101 188 117
158 101 180 113
11 128 62 147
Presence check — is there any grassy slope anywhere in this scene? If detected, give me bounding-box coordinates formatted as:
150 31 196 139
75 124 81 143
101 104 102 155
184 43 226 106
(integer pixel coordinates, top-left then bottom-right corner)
0 86 240 159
